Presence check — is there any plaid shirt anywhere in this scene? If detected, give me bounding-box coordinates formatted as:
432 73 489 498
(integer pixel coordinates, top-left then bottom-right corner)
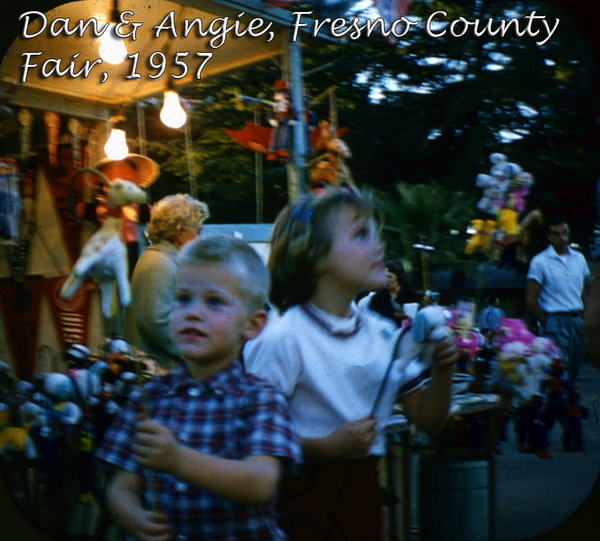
96 360 302 541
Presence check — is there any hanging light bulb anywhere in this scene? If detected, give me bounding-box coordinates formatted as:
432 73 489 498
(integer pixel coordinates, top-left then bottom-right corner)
160 89 187 129
99 23 127 65
104 126 129 160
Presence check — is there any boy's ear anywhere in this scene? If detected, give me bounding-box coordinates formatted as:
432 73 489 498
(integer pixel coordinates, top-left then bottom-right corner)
242 310 268 340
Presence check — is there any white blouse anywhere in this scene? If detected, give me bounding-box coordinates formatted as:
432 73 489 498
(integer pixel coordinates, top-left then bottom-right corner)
244 302 427 455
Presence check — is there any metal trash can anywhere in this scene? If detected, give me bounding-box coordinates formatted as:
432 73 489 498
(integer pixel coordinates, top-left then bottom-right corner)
381 415 411 541
419 458 493 541
416 393 501 541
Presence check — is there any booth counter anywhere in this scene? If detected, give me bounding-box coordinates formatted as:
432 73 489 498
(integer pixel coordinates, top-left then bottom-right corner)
383 393 502 541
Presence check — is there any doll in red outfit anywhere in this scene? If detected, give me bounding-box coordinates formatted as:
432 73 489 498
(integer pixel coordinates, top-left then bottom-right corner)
267 80 294 162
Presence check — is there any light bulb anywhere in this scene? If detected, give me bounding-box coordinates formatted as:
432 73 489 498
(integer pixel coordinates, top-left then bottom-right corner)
160 90 187 128
104 128 129 160
99 23 127 65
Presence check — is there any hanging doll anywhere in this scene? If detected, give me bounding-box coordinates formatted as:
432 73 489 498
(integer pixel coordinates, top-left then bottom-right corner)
471 153 536 269
475 153 520 216
464 218 496 256
61 172 148 319
308 119 354 193
267 80 294 162
540 358 570 432
508 172 534 213
82 154 158 274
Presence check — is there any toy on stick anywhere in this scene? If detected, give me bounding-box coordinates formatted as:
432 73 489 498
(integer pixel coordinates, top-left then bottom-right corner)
60 167 147 318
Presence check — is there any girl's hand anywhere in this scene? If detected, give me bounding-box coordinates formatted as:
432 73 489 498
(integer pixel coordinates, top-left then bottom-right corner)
133 419 180 474
431 336 458 373
133 509 172 541
327 416 378 459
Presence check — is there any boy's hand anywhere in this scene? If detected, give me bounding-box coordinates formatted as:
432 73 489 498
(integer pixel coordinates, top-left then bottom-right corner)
134 509 172 541
431 336 458 373
327 416 377 459
133 419 180 474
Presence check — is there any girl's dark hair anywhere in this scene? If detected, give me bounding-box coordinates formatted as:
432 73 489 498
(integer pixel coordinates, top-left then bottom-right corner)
268 189 379 312
385 259 405 281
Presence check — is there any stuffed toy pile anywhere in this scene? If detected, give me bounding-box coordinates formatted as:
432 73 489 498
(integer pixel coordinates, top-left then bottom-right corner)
0 337 159 536
466 152 535 267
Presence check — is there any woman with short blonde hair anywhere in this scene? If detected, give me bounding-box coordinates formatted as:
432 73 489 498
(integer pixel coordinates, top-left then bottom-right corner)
123 193 210 369
146 193 209 247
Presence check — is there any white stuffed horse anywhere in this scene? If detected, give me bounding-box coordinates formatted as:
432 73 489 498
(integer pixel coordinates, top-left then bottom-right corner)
60 168 147 318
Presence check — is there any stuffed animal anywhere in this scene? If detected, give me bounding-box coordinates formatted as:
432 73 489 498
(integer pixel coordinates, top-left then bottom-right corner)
471 154 536 270
446 308 483 372
508 172 534 213
40 372 83 430
496 204 520 237
403 304 451 369
88 154 157 273
60 168 147 319
0 363 37 461
475 173 510 216
475 153 524 216
464 219 496 255
308 119 354 193
62 344 102 409
489 152 523 179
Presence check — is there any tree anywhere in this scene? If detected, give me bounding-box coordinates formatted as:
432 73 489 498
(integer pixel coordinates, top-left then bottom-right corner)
374 181 476 291
131 0 600 250
301 0 600 247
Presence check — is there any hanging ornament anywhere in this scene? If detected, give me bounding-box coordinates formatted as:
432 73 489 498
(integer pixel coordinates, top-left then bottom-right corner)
17 108 33 161
43 111 61 167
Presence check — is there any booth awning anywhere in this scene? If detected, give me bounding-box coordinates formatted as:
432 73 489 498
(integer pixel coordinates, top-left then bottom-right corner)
1 0 291 117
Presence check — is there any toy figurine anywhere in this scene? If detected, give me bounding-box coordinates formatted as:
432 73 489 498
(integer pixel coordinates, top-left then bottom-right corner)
60 172 148 319
540 358 570 431
531 393 551 458
308 119 354 193
475 153 520 216
562 388 588 452
267 79 294 162
464 218 496 256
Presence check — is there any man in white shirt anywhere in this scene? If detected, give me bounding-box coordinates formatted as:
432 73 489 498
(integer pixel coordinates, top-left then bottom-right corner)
526 216 590 382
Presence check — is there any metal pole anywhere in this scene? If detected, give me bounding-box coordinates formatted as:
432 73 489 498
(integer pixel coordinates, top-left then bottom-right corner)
254 106 264 223
184 120 197 199
136 101 147 156
286 31 308 201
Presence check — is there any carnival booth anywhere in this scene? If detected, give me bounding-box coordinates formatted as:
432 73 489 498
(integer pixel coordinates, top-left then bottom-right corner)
0 0 309 377
0 1 309 537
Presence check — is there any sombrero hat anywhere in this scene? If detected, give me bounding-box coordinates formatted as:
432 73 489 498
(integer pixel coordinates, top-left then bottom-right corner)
94 153 160 188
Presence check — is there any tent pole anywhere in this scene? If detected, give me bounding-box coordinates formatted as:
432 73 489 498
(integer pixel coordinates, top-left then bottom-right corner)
285 31 308 201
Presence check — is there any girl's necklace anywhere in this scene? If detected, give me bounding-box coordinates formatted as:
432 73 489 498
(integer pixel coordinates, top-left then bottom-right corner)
301 303 362 338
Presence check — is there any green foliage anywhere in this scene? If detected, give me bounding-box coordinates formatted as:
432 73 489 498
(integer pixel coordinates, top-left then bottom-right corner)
134 0 600 252
375 182 476 283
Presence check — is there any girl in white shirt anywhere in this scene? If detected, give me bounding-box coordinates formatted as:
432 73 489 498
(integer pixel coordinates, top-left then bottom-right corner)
245 189 457 540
